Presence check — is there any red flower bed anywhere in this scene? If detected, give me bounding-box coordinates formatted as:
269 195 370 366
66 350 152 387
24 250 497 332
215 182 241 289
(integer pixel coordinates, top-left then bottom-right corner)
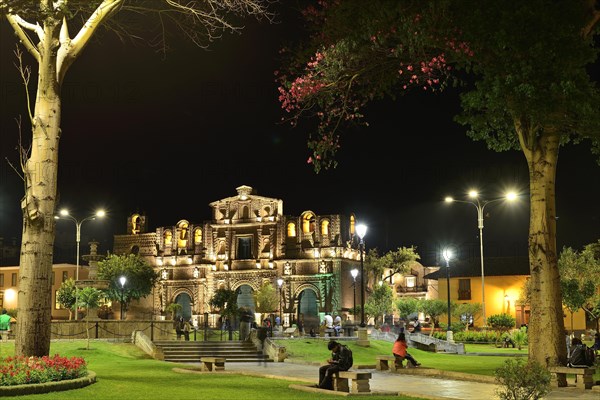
0 355 87 386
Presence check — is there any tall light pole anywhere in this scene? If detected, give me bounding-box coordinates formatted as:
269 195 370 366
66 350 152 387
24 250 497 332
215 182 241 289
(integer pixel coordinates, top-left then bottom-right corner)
444 191 517 326
442 248 453 343
119 276 127 320
55 208 106 320
356 223 367 328
277 277 284 327
350 268 358 323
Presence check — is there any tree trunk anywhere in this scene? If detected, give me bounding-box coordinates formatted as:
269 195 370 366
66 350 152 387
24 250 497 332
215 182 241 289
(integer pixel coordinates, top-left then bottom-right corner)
524 132 567 375
15 22 62 357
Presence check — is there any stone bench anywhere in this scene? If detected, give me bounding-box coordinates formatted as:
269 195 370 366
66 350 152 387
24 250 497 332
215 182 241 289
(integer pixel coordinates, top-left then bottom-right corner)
548 366 596 389
200 357 226 372
376 355 415 371
333 371 372 393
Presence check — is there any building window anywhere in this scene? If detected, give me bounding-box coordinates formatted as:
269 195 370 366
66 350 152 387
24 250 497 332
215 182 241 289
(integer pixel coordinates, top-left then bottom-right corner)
0 274 3 287
287 222 296 237
55 290 61 309
11 273 17 286
405 276 416 288
62 271 69 283
194 228 202 244
321 220 329 235
302 212 316 233
164 230 172 246
237 237 252 260
458 279 471 300
350 215 355 235
0 291 3 308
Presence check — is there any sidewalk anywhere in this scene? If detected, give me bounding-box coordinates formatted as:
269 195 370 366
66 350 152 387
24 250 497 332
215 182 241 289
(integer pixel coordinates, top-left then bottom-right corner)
221 361 600 400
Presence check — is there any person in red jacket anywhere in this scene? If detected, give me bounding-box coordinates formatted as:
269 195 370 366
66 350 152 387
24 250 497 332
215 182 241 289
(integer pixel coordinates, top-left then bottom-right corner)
393 332 421 368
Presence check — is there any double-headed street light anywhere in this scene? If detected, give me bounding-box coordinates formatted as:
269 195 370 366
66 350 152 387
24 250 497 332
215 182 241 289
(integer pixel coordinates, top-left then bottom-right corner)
55 208 106 320
444 191 517 326
119 276 127 320
350 268 358 323
355 223 367 328
442 248 453 343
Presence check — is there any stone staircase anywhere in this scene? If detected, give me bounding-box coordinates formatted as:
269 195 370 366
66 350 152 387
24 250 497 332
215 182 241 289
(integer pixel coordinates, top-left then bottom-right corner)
153 340 272 363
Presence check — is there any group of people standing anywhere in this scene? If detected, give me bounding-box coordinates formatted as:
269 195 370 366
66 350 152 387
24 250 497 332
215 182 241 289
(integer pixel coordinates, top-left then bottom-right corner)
173 316 193 341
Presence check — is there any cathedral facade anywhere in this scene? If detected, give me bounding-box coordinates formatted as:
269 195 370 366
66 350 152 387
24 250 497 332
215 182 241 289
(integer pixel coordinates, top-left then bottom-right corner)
113 185 363 331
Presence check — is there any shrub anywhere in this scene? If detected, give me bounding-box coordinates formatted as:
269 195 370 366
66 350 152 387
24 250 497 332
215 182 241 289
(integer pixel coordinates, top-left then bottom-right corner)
0 355 87 386
494 358 551 400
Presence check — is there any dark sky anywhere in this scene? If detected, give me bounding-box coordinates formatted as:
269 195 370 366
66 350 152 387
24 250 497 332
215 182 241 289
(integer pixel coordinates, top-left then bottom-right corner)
0 3 599 266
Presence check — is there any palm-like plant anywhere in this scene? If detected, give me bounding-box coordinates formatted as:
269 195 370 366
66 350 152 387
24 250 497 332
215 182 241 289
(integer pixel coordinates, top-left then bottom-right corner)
165 303 183 320
77 287 102 350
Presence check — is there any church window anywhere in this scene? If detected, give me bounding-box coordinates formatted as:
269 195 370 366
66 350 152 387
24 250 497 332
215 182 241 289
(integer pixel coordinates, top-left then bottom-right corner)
287 222 296 237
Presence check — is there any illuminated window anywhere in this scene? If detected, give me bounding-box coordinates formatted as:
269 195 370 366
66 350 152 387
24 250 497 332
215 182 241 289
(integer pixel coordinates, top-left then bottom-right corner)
350 215 355 235
458 279 471 300
0 274 3 287
164 230 172 246
131 214 141 234
11 273 17 286
302 212 316 233
55 290 61 309
194 228 202 244
62 271 68 283
405 276 416 288
321 220 329 235
287 222 296 237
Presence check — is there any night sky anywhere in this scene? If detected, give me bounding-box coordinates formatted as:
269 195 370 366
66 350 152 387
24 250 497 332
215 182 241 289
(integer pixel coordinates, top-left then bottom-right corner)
0 3 599 266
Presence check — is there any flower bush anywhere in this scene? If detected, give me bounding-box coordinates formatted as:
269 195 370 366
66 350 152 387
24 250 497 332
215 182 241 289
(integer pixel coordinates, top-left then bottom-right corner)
0 355 87 386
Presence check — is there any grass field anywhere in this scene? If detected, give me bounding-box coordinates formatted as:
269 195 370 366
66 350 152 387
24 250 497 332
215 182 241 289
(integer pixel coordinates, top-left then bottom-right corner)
0 341 424 400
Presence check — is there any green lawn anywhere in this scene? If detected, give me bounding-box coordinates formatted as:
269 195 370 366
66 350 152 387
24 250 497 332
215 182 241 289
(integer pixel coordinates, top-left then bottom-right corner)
0 341 423 400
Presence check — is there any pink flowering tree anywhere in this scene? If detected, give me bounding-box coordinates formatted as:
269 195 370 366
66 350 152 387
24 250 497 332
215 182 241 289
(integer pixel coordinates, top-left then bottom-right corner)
278 0 600 373
276 1 471 172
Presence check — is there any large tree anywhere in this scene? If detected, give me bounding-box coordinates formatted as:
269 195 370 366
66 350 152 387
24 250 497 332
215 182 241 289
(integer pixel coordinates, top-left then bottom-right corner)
1 0 272 357
277 0 600 370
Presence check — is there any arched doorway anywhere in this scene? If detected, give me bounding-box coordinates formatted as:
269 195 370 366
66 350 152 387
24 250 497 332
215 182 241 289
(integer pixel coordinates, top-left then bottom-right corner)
174 292 192 319
298 288 319 332
236 285 255 313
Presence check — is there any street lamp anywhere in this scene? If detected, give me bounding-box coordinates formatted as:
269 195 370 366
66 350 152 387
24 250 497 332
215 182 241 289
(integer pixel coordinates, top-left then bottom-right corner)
55 208 106 320
350 268 358 322
119 276 127 320
356 223 367 327
444 191 517 326
277 277 284 327
442 248 453 343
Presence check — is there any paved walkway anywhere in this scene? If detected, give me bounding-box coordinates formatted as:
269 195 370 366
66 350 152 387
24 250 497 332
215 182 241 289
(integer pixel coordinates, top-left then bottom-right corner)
216 361 599 400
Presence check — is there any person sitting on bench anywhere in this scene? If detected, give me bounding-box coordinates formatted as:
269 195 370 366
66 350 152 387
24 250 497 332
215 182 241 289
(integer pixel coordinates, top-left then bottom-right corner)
393 332 421 368
318 340 353 390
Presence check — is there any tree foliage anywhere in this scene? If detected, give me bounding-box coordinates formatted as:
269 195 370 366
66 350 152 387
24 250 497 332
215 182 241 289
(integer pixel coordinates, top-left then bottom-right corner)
97 254 159 309
419 299 447 332
56 278 77 320
367 246 420 284
558 240 600 325
209 288 238 318
394 297 419 320
253 282 278 313
364 283 393 325
77 287 103 350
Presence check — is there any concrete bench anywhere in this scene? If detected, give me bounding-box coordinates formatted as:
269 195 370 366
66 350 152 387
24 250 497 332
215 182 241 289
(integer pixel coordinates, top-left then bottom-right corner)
335 371 372 393
548 366 595 389
200 357 226 372
376 355 415 371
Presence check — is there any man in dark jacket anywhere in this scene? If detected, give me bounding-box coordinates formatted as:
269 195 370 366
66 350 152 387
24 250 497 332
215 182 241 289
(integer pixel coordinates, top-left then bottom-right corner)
318 340 353 390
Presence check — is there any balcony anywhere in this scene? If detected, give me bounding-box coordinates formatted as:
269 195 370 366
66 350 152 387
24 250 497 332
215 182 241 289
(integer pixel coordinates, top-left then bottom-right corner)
396 285 428 294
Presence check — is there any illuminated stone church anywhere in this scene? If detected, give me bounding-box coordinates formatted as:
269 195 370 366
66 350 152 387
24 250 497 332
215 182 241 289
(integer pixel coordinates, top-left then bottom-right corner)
113 185 363 331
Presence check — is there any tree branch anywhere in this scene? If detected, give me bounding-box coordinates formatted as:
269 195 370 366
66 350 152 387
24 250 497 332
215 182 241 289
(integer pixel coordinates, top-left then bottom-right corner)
5 14 41 63
582 0 600 39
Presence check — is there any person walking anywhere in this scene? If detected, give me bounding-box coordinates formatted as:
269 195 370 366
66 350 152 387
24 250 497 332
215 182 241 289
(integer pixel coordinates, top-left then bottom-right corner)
174 316 186 340
239 307 253 342
317 340 353 390
0 309 12 342
393 332 421 368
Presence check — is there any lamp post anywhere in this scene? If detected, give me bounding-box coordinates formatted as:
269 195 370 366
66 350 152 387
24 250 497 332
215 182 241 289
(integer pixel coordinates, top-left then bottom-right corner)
277 277 284 327
442 248 453 343
444 191 516 326
350 268 358 322
119 276 127 320
55 208 106 320
356 223 367 327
